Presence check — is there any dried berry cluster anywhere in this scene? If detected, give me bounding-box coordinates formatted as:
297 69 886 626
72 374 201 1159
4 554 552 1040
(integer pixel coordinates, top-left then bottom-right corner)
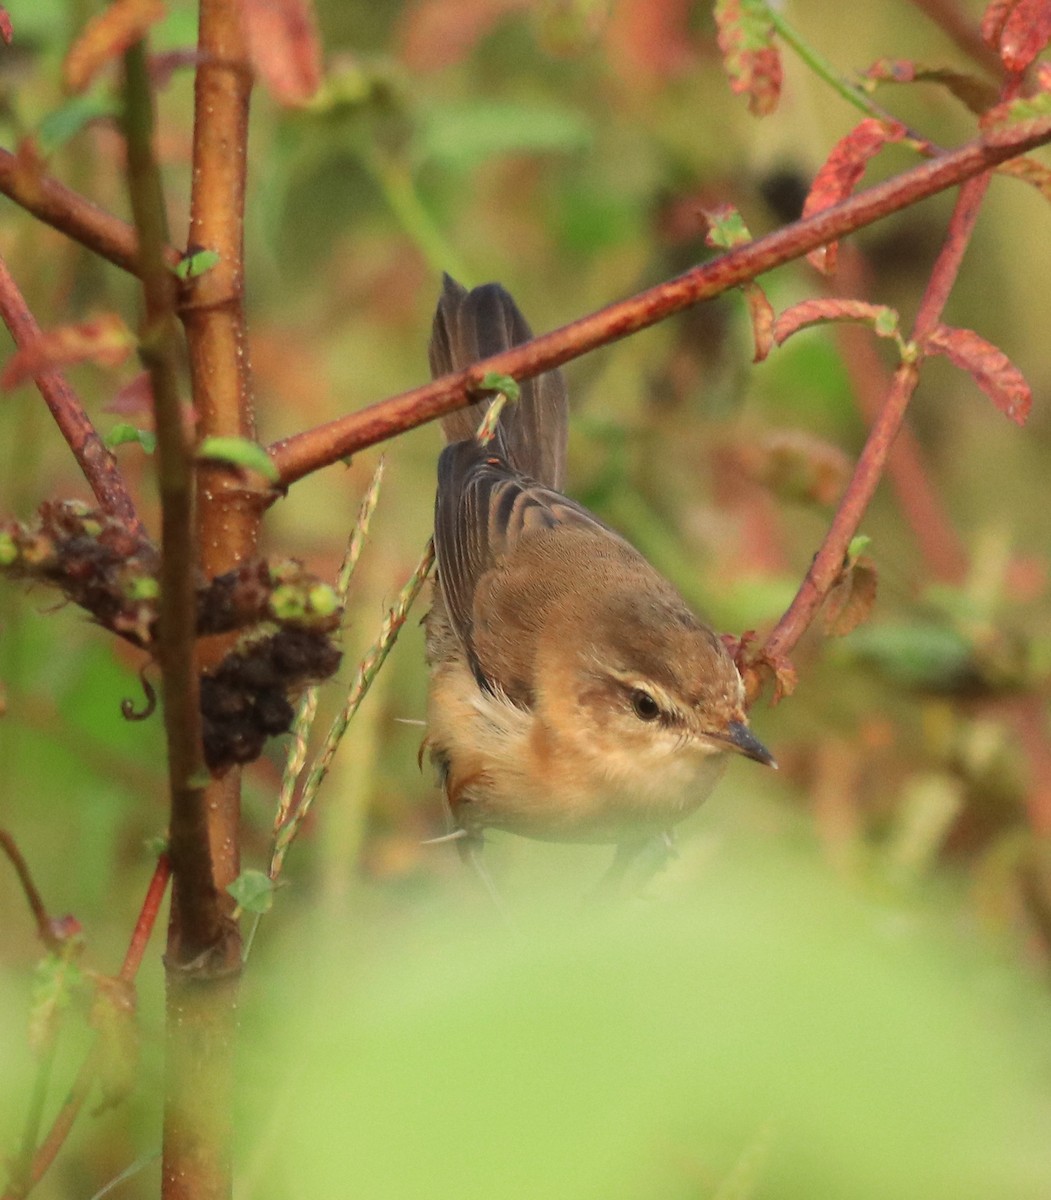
1 501 345 771
0 501 161 645
201 627 342 771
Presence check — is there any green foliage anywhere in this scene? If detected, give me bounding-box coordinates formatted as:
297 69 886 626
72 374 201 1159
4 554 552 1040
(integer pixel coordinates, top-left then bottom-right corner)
242 824 1051 1200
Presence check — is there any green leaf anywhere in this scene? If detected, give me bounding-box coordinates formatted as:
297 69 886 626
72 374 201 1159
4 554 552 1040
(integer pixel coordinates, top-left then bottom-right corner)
172 249 221 280
478 372 521 403
847 534 871 560
105 423 157 454
197 436 279 482
416 102 592 169
37 94 119 157
227 869 276 915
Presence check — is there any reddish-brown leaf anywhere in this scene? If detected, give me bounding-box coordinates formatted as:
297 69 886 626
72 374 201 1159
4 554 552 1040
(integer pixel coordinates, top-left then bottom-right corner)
398 0 527 71
824 556 879 637
999 0 1051 70
861 57 917 85
0 6 13 44
981 0 1016 49
713 0 782 116
803 118 907 273
62 0 166 95
104 370 155 418
772 299 901 346
242 0 323 107
1 315 135 389
745 282 774 363
925 324 1032 425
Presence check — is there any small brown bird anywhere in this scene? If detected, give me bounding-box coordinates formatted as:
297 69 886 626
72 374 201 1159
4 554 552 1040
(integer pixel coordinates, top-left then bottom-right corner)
425 277 774 881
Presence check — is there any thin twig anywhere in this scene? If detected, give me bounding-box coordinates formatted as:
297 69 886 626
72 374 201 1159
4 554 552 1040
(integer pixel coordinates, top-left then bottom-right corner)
756 171 995 678
0 147 179 276
0 829 63 953
267 119 1051 488
0 255 142 532
123 41 218 959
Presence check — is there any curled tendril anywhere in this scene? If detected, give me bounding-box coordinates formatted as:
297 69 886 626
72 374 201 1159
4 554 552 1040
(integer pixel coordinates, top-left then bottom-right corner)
121 666 157 721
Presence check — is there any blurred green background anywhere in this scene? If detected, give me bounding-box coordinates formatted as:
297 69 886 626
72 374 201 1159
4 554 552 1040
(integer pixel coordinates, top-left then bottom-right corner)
1 1 1050 1197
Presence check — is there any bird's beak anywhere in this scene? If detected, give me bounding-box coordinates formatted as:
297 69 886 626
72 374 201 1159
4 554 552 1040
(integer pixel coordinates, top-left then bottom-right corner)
722 720 777 768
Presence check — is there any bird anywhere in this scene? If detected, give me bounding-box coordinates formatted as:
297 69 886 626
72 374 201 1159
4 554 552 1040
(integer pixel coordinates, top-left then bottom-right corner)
424 275 774 887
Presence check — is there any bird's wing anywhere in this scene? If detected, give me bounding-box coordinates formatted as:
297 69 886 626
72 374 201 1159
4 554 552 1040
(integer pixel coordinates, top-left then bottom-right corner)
434 438 623 702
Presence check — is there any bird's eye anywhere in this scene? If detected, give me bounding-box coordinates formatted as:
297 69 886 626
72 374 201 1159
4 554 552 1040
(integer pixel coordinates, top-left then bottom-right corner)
630 689 661 721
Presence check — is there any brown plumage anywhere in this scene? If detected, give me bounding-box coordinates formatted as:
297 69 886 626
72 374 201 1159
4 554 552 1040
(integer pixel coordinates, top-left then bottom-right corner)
424 277 773 859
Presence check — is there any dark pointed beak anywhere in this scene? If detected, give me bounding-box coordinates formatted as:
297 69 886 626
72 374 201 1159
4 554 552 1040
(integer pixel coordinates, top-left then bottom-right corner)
723 720 777 768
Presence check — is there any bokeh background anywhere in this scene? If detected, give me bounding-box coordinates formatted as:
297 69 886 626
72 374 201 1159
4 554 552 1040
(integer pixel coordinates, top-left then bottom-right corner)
1 2 1050 1197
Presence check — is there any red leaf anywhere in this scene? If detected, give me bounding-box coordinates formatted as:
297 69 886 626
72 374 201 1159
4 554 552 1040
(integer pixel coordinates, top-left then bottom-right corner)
0 6 13 44
62 0 166 95
397 0 527 72
714 0 782 117
997 0 1051 70
104 370 155 418
744 282 774 363
981 0 1016 49
1 315 135 389
772 299 901 346
803 118 907 274
242 0 323 107
925 324 1032 425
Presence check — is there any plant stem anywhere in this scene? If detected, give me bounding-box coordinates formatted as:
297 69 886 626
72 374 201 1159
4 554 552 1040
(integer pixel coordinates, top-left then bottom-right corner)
758 169 993 672
0 255 142 531
123 39 219 961
268 117 1051 487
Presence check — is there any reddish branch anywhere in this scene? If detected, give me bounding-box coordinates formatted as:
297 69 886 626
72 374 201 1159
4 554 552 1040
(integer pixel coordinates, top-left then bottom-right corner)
0 148 177 276
268 119 1051 487
757 171 993 677
832 248 970 583
0 829 67 954
0 256 142 532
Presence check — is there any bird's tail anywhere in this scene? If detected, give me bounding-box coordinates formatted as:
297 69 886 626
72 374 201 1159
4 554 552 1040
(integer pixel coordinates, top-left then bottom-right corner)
428 274 568 489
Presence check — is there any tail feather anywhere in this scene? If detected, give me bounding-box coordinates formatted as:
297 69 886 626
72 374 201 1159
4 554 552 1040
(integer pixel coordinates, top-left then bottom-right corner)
429 275 568 489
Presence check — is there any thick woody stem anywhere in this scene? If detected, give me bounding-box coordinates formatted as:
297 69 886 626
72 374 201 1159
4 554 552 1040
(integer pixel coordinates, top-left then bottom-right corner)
123 40 219 961
0 256 142 531
267 122 1051 487
161 3 256 1200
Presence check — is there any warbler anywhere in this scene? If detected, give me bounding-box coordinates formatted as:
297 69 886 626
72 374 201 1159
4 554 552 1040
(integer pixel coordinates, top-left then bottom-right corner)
424 277 774 879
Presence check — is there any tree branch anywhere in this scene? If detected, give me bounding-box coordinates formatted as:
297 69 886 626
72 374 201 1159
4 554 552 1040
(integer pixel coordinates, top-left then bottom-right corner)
756 169 993 679
0 147 179 275
123 41 219 959
268 119 1051 488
